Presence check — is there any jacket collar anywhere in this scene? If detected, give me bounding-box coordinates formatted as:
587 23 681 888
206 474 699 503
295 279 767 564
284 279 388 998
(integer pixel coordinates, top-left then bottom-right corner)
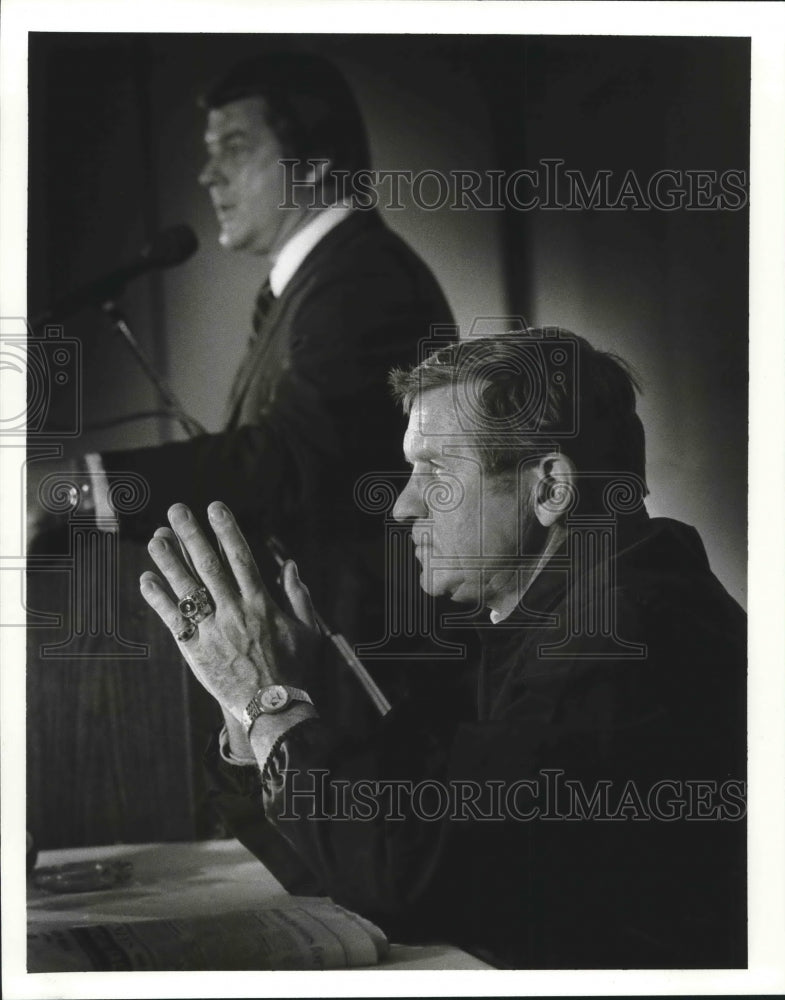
270 206 354 297
269 209 385 302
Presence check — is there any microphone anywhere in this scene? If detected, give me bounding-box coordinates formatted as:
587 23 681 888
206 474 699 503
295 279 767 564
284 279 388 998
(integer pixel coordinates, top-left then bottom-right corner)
34 224 199 326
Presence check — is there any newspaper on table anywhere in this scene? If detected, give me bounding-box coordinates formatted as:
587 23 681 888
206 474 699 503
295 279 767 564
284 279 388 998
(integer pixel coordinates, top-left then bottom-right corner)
28 898 389 971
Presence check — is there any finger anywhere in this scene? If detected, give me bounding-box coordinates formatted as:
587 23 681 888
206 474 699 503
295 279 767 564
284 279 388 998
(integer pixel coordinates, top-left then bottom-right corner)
155 525 203 583
147 532 200 601
282 560 318 631
139 571 197 643
206 501 263 597
154 525 182 544
168 503 235 606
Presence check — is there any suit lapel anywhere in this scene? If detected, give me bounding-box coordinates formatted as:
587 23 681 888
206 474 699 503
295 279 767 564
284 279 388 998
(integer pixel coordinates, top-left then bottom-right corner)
223 211 384 429
224 291 286 428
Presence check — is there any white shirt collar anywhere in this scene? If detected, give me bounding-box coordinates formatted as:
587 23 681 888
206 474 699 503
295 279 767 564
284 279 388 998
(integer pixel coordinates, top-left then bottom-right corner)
269 206 353 298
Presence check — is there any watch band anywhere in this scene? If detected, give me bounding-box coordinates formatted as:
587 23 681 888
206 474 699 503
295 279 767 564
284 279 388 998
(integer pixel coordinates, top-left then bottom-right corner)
241 684 313 736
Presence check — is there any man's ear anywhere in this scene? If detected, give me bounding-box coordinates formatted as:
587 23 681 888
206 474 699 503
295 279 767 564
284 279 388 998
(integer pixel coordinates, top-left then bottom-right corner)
532 453 577 527
290 158 333 208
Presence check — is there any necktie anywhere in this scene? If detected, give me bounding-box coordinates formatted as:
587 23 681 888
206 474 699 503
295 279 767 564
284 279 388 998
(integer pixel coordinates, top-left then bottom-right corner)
227 278 275 422
251 278 275 339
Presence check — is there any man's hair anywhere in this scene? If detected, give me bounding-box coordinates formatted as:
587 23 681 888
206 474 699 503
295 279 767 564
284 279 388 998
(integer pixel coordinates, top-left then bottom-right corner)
200 51 372 177
390 330 648 502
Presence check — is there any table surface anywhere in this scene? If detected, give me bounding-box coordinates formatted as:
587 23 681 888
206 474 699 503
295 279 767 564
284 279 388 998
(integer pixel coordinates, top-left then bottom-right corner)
28 839 491 971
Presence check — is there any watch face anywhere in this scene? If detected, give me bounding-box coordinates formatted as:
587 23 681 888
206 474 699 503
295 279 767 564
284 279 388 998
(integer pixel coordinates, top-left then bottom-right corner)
259 685 289 713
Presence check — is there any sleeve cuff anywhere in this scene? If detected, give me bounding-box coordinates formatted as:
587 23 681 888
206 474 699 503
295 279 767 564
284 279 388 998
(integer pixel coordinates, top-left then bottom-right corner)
218 725 259 767
248 703 320 772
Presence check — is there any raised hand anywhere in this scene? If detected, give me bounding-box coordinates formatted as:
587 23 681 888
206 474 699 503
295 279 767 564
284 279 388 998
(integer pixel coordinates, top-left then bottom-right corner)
140 501 318 721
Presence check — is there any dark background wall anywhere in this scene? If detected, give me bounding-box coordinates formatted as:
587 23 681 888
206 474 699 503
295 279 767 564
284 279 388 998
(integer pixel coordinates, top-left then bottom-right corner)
500 37 749 609
27 34 749 846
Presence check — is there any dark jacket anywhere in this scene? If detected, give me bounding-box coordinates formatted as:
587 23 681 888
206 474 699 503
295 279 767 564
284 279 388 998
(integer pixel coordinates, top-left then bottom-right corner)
102 210 454 647
206 514 747 969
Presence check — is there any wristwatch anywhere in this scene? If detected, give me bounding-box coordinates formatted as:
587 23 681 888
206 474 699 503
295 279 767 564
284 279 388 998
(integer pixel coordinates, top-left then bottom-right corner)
241 684 313 736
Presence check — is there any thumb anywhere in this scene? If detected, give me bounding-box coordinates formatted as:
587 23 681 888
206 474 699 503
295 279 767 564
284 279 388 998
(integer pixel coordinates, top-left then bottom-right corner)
281 560 318 631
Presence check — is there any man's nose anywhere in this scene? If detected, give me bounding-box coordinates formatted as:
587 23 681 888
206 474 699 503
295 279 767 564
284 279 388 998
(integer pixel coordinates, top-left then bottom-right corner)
392 474 427 523
198 156 223 188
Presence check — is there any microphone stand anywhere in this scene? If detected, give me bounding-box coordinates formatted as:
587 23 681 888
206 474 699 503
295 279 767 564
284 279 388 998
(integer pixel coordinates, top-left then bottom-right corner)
101 298 206 438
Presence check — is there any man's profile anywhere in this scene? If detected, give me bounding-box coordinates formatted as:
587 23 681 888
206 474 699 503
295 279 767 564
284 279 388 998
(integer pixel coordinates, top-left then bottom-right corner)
141 328 746 968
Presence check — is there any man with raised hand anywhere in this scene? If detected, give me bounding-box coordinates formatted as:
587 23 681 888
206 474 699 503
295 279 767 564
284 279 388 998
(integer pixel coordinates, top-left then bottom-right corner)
141 331 746 968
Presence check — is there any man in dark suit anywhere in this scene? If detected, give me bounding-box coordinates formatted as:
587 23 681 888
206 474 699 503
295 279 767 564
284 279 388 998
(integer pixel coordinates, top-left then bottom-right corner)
26 55 456 846
63 52 455 662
